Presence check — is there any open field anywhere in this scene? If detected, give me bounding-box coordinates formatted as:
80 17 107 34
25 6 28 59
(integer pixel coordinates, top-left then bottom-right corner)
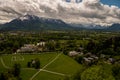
45 54 82 75
1 52 58 68
34 71 65 80
0 58 7 73
0 52 82 80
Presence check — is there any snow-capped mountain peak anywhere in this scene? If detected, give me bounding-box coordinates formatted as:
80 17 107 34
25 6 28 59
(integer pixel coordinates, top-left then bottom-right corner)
16 14 64 24
0 14 71 31
19 16 29 21
18 14 39 21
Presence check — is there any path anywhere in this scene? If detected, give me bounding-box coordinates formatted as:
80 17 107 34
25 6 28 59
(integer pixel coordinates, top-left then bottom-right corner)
0 57 10 69
42 69 66 76
30 53 62 80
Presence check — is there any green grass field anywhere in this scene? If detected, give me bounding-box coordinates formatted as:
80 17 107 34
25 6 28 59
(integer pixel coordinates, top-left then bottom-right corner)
1 53 58 68
45 54 82 75
34 71 64 80
20 69 37 80
0 52 82 80
0 57 7 73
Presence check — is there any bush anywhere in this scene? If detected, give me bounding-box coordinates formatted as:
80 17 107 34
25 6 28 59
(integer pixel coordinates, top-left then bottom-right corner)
81 66 115 80
112 64 120 80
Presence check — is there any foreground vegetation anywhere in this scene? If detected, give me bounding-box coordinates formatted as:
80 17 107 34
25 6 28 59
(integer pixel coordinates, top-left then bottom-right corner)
0 53 82 80
0 31 120 80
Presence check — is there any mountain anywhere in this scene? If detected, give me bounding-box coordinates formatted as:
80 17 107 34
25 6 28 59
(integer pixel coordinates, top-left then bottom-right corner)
0 14 74 31
70 23 106 29
1 14 120 31
107 24 120 31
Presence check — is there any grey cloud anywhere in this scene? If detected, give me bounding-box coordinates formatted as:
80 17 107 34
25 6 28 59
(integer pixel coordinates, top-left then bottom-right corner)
0 0 120 26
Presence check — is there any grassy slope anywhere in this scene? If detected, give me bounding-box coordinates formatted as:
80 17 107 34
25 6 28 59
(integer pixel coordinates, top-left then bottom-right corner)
45 54 82 75
34 71 64 80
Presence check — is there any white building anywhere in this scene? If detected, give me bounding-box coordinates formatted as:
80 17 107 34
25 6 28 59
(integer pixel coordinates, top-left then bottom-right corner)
37 42 46 47
68 51 79 57
17 44 37 53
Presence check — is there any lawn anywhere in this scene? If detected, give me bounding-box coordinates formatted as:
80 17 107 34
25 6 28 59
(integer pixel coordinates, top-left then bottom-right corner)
0 56 7 73
34 71 64 80
20 69 37 80
1 52 58 68
0 52 82 80
45 54 82 75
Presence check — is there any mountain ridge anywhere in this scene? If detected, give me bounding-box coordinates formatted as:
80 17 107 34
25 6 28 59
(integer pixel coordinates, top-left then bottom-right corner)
0 14 120 31
0 14 74 31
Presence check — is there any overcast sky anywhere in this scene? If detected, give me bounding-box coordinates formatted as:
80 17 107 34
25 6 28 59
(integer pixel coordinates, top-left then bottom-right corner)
0 0 120 26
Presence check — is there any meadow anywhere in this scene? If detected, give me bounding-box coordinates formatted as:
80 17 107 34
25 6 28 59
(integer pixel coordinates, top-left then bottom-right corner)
0 52 82 80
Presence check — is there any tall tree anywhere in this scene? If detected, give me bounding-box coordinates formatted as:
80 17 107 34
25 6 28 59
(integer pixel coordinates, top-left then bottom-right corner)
12 63 21 77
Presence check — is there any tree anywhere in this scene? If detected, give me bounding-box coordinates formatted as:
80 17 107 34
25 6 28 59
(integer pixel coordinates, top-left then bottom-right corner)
116 47 120 55
75 56 83 64
86 40 96 53
81 66 115 80
0 71 17 80
63 49 68 55
99 48 116 55
12 63 21 77
46 41 56 51
27 62 31 68
112 64 120 80
0 73 6 80
35 58 40 69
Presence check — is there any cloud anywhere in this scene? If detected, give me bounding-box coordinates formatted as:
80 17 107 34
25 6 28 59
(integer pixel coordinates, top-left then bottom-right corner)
0 0 120 26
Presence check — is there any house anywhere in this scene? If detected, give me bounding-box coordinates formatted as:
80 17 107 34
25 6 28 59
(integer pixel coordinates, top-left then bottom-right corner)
78 47 84 52
83 55 99 65
83 57 91 62
91 55 99 60
108 58 115 64
68 51 79 57
37 42 46 47
85 52 92 57
79 52 84 56
17 44 38 53
37 42 46 52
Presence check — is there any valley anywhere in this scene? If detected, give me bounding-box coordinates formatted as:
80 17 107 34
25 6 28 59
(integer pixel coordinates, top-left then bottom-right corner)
0 31 120 80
